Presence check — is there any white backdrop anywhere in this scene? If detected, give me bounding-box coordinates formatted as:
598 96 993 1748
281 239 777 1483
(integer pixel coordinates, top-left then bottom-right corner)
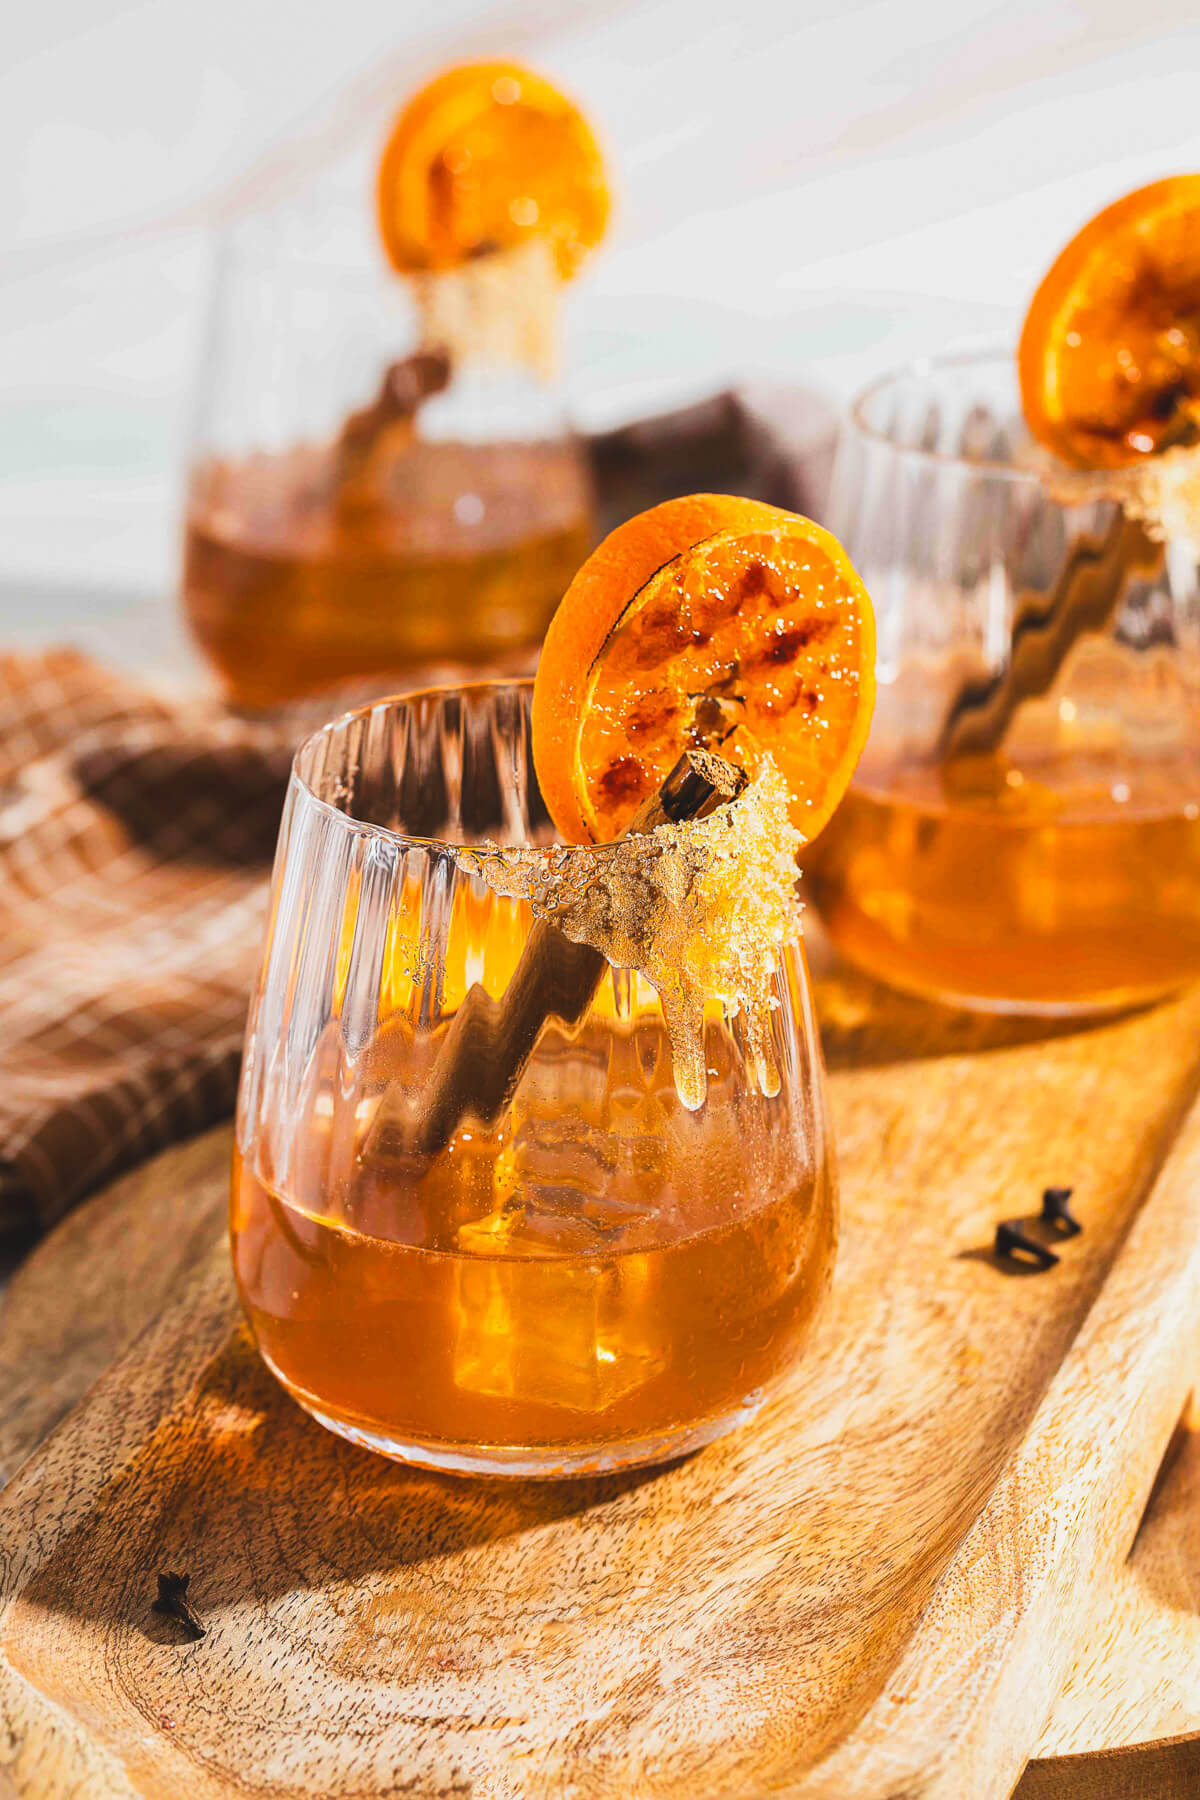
3 0 1199 667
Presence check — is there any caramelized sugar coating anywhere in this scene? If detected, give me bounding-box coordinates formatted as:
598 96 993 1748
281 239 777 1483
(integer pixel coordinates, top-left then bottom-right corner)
532 495 875 845
461 760 803 1110
377 60 609 280
1019 175 1200 468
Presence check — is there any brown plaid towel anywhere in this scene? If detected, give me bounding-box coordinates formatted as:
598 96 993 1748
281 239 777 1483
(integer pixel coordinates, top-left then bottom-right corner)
0 648 528 1237
0 648 536 1237
0 651 296 1235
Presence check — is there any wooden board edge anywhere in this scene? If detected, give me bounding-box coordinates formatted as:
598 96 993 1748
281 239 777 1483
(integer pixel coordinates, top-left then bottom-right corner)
1015 1730 1200 1799
792 1087 1200 1799
0 1239 241 1798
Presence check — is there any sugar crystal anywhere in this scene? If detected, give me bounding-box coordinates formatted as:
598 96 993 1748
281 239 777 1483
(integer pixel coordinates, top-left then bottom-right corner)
456 758 803 1110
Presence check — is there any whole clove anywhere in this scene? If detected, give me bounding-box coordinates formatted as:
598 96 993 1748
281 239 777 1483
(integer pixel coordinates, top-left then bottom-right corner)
152 1570 206 1641
993 1221 1060 1272
1040 1185 1082 1236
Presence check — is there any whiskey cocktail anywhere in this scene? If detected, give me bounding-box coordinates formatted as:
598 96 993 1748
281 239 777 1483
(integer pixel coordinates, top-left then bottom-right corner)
813 183 1200 1014
232 496 875 1474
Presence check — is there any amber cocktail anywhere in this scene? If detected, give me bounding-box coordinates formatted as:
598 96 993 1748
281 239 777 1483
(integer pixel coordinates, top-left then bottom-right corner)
182 242 593 710
232 683 837 1476
812 351 1200 1014
184 432 590 711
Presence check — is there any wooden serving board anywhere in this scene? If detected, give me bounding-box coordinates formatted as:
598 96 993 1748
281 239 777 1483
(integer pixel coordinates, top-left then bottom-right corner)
2 945 1200 1798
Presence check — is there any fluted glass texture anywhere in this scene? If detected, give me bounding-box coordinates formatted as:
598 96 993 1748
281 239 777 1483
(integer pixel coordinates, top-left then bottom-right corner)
232 682 836 1477
810 350 1200 1014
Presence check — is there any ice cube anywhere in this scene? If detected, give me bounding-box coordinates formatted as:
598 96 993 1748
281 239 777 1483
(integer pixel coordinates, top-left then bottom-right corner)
450 1233 666 1413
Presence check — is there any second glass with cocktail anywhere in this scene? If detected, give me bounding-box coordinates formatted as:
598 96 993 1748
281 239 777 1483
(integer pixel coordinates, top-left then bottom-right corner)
812 178 1200 1013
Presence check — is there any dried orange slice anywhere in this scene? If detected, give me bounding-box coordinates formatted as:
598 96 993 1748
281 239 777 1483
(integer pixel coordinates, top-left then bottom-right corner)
1019 175 1200 468
532 495 875 845
377 60 609 280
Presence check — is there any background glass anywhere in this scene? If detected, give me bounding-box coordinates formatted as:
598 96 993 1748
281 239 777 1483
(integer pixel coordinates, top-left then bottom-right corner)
810 349 1200 1014
232 680 837 1477
182 238 593 710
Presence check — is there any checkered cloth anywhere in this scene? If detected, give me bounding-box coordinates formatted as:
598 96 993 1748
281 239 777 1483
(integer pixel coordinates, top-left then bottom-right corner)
0 651 297 1234
0 650 523 1237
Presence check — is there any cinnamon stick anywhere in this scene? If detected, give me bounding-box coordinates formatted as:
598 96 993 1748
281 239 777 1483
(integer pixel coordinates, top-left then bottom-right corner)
331 349 451 501
366 749 747 1167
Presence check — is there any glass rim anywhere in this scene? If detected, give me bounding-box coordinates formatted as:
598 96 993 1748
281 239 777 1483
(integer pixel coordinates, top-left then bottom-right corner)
848 345 1112 493
291 677 638 859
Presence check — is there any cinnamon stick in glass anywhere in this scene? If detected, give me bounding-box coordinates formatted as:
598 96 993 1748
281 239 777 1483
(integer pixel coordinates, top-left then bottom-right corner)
331 348 451 502
417 747 746 1158
366 748 747 1167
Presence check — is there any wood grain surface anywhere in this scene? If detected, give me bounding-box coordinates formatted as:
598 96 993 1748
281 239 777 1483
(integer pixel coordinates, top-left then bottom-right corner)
1 946 1200 1796
0 1129 231 1483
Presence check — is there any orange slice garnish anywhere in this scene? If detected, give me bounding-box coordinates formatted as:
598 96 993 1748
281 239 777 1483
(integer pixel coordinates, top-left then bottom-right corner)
1019 175 1200 468
532 495 876 845
376 60 609 281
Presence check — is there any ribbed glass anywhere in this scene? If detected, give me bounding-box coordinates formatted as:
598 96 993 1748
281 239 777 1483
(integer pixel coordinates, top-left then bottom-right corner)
232 681 837 1477
810 349 1200 1014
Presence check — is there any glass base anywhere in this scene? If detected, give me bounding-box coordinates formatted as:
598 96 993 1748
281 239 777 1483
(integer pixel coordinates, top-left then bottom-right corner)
267 1357 766 1479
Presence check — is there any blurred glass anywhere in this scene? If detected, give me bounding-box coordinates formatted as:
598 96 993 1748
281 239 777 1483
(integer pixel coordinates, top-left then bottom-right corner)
810 349 1200 1014
182 237 592 709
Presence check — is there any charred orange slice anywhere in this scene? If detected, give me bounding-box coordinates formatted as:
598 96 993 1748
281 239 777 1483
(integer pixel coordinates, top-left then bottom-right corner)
532 494 876 845
1019 175 1200 468
377 60 609 280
